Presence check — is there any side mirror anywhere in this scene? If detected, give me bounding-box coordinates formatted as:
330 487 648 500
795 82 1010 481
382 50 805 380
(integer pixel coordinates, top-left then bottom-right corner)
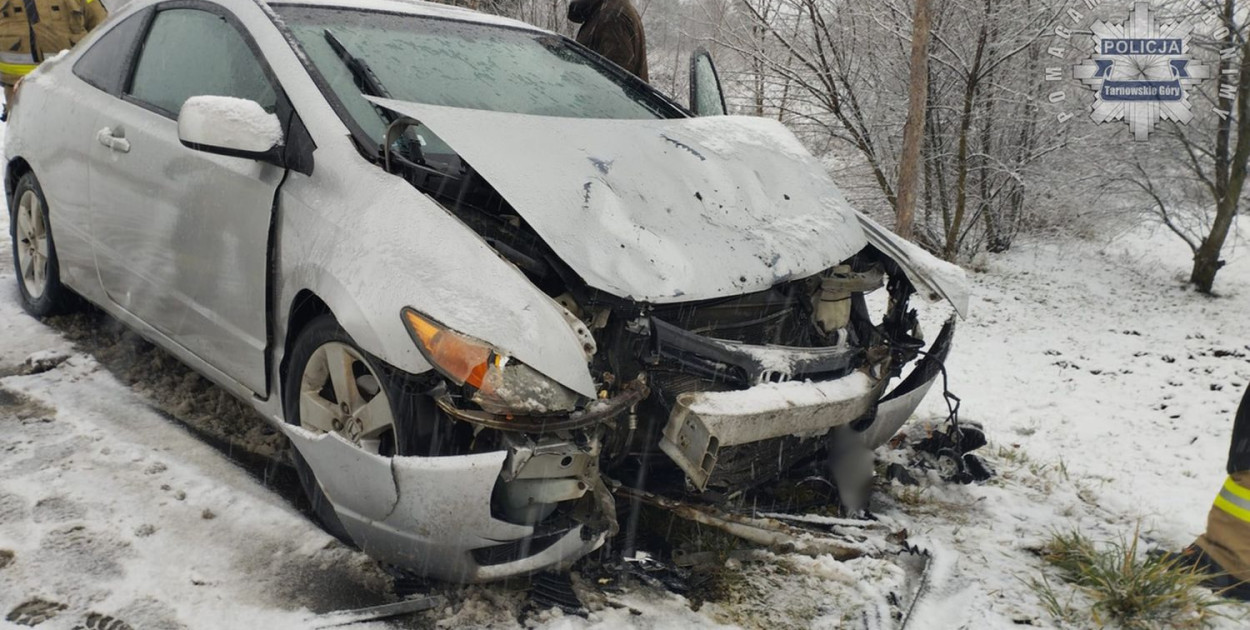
689 48 727 117
178 95 284 162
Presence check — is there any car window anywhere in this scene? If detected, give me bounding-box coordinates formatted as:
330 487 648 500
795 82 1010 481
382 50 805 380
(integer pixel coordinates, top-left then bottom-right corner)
128 8 277 117
73 9 151 95
273 6 674 150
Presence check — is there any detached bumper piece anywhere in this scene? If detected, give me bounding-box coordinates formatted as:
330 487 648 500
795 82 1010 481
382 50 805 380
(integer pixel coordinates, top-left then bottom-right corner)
660 371 881 490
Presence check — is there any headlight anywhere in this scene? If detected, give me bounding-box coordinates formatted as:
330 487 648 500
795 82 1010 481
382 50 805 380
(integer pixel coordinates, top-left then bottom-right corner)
402 309 581 415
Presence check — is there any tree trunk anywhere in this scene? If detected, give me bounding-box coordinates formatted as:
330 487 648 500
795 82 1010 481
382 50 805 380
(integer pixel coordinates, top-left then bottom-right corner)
928 96 952 235
942 0 991 261
753 24 766 116
1191 2 1249 294
978 88 999 252
894 0 931 241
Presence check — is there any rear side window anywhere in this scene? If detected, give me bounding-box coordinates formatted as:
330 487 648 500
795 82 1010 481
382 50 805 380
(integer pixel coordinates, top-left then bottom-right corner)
127 8 276 117
72 9 151 94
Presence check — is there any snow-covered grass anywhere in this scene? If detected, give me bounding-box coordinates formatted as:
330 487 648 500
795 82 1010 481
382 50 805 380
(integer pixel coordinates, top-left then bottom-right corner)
1033 528 1223 628
1 107 1248 628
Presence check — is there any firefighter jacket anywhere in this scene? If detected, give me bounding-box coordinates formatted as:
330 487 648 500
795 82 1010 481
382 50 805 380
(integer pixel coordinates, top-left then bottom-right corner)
0 0 106 85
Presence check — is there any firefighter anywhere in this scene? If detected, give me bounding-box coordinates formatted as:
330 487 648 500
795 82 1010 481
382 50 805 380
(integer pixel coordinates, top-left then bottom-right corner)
0 0 107 117
567 0 648 82
1176 383 1250 599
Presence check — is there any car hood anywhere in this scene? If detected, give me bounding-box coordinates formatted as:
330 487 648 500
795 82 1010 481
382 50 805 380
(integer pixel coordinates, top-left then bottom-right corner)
370 98 868 303
855 213 969 317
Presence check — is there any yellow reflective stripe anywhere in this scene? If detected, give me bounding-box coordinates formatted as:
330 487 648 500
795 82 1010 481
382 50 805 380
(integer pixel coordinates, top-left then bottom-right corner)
0 60 37 77
1225 476 1250 502
1215 493 1250 523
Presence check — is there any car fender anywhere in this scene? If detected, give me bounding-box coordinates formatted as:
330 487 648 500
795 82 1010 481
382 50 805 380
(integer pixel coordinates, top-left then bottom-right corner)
276 167 598 398
279 262 393 366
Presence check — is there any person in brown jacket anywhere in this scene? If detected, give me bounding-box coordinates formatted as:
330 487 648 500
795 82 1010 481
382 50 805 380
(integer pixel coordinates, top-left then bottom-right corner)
0 0 107 113
568 0 648 82
1174 383 1250 599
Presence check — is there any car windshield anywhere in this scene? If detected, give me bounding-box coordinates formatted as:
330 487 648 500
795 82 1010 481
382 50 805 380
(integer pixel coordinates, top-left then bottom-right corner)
274 6 671 148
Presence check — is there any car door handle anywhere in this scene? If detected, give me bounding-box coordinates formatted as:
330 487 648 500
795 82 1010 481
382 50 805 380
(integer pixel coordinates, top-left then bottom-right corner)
96 127 131 154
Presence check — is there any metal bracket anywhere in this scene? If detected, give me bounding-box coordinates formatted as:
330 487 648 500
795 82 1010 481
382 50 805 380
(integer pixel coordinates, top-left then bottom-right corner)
658 407 719 491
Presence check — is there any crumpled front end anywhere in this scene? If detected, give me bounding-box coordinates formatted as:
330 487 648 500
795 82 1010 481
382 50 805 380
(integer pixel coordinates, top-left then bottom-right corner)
585 248 960 502
283 99 972 581
385 236 964 528
282 240 960 580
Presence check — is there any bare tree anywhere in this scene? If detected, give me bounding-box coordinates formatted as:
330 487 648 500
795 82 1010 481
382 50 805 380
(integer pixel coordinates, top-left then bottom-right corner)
1187 0 1249 293
1111 0 1249 293
727 0 904 210
718 0 1062 258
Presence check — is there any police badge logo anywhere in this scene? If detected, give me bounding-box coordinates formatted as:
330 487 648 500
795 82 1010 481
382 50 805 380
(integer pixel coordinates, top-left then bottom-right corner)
1072 2 1211 140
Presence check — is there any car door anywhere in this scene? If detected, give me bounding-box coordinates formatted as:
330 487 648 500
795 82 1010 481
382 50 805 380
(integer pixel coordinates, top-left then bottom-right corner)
89 4 284 395
20 8 152 299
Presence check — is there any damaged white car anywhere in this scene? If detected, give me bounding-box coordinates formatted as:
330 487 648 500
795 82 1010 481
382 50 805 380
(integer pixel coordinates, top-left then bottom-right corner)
6 0 968 582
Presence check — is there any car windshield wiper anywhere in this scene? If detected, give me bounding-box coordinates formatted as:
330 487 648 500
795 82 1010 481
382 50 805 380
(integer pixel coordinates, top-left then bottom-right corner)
324 28 395 121
324 28 432 168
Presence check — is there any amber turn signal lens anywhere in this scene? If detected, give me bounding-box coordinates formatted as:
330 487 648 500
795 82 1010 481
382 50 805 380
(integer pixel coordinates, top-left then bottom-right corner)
403 310 492 389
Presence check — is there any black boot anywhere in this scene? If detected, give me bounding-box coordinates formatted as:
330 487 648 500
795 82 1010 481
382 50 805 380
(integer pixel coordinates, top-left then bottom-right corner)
1163 545 1250 601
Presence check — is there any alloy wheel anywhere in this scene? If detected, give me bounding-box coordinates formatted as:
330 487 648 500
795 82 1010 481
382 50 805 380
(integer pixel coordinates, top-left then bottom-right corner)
298 341 396 455
15 190 48 300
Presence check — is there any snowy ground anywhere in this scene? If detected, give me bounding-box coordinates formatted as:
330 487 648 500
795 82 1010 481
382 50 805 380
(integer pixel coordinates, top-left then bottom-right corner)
894 222 1250 629
2 133 1249 628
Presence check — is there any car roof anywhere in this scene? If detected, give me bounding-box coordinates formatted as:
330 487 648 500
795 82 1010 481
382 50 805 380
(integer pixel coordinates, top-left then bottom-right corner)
262 0 544 32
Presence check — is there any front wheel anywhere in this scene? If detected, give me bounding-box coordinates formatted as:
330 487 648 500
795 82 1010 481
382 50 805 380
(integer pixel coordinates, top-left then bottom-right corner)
283 315 407 543
11 173 72 316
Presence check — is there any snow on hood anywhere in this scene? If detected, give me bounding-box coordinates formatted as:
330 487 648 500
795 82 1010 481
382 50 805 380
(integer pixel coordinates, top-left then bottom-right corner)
369 98 867 303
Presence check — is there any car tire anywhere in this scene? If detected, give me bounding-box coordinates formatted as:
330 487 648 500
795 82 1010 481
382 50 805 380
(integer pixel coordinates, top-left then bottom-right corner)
10 173 73 317
283 315 418 545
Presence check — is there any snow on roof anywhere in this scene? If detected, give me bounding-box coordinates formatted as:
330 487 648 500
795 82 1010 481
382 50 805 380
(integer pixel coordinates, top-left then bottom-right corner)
263 0 543 32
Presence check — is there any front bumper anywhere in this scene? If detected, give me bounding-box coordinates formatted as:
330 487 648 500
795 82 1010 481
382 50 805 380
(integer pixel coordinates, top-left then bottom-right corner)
281 426 604 582
658 317 956 490
660 371 883 489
